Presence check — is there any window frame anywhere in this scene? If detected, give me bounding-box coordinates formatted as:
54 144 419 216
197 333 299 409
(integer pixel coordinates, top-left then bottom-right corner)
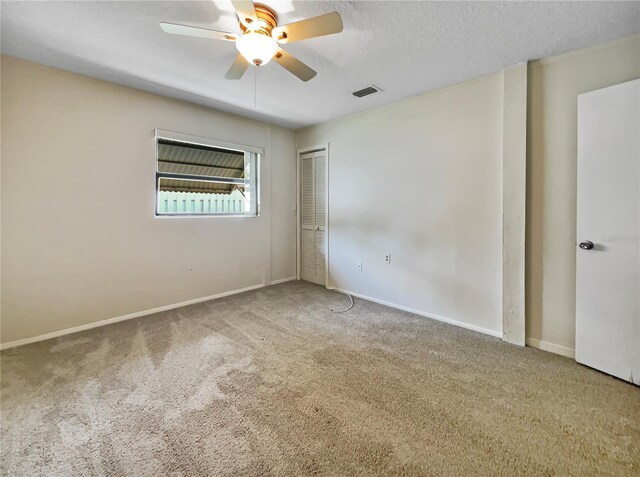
154 129 262 218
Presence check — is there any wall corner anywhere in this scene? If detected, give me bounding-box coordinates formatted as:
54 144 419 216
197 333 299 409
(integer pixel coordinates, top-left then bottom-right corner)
502 62 528 346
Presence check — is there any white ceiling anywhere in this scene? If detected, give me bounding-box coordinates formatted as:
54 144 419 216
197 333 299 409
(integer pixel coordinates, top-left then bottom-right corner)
2 1 639 129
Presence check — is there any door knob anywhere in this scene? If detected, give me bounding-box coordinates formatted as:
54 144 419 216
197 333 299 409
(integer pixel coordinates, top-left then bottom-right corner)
579 240 594 250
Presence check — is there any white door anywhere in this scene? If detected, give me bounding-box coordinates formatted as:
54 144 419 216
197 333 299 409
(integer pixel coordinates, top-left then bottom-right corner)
301 150 327 285
576 79 640 385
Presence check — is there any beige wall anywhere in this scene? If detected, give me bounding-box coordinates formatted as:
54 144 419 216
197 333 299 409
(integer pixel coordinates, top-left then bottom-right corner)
526 34 640 356
296 73 506 336
0 56 296 345
3 34 637 353
295 33 640 355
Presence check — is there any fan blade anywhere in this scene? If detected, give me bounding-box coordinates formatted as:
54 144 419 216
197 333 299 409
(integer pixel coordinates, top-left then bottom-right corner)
272 12 343 43
225 54 250 80
231 0 259 30
273 49 317 82
160 22 237 41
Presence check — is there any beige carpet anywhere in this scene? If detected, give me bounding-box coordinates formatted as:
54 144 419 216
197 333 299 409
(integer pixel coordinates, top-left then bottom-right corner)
1 281 638 476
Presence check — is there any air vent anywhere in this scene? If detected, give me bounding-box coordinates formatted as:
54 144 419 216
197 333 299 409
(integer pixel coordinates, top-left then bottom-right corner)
352 86 381 98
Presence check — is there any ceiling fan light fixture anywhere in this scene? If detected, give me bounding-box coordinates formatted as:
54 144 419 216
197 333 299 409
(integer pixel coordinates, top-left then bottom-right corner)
161 1 343 80
235 31 278 66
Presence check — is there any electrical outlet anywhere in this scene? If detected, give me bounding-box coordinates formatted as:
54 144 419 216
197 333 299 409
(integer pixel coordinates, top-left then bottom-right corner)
357 261 362 272
385 253 391 264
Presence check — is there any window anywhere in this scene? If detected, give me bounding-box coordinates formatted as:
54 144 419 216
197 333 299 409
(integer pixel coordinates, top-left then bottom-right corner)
155 131 260 216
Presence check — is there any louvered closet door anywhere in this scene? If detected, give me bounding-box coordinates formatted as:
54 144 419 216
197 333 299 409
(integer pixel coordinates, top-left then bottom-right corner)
301 151 327 285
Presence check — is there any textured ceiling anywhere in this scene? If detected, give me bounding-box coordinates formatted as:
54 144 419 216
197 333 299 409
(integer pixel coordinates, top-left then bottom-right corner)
2 1 639 128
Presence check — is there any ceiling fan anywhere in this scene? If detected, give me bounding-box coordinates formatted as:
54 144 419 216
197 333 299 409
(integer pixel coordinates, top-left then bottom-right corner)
160 0 343 82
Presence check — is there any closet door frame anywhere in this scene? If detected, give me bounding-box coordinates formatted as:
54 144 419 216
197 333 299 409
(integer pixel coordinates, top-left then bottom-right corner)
296 144 329 288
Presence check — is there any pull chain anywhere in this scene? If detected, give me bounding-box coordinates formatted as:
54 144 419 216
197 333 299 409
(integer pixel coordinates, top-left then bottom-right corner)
254 67 257 109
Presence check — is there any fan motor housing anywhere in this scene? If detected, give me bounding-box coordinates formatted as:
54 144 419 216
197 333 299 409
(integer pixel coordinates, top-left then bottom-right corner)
240 3 278 35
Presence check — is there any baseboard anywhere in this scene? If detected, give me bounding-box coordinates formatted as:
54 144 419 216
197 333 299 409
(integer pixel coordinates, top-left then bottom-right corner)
525 338 575 358
0 283 267 351
270 276 297 285
3 279 569 356
328 287 502 339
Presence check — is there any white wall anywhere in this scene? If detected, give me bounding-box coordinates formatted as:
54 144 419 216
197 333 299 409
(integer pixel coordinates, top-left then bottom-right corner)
526 34 640 357
0 56 296 345
296 73 505 336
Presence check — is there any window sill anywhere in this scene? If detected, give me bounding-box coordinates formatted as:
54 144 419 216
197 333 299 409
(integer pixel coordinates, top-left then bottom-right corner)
154 214 260 219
